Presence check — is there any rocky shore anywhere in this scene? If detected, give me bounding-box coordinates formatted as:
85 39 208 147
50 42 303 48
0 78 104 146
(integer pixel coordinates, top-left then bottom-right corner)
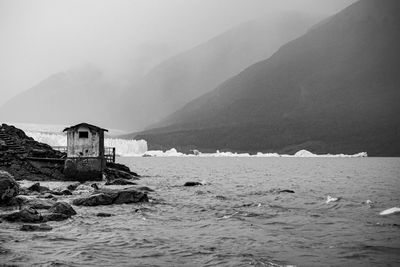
0 124 151 231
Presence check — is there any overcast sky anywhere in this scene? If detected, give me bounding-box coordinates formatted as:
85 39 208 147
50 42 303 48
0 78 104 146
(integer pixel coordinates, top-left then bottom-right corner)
0 0 356 106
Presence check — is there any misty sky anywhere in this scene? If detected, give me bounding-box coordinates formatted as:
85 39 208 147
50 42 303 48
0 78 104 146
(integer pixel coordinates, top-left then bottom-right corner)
0 0 356 106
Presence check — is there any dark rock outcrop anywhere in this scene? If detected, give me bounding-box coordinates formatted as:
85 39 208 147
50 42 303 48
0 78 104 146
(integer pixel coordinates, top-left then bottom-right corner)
0 124 66 181
107 162 140 177
0 170 19 204
72 187 148 206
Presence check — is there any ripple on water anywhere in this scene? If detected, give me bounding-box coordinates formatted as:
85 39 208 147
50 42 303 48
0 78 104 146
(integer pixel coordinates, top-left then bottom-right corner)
1 157 400 266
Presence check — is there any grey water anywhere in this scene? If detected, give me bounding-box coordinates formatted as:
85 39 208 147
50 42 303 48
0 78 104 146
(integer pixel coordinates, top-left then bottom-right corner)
1 157 400 266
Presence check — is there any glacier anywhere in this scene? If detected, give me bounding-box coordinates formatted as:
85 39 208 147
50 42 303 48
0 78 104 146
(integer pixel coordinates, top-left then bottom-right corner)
10 122 367 158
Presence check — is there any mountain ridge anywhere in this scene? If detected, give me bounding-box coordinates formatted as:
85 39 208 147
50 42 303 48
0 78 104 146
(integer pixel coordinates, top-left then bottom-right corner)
132 0 400 156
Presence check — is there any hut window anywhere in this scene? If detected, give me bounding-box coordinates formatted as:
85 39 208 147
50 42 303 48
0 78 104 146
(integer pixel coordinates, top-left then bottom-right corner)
78 131 89 138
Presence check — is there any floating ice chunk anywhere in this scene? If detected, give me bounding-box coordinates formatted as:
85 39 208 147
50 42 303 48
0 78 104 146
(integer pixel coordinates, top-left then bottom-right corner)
379 207 400 216
222 211 239 219
326 195 340 203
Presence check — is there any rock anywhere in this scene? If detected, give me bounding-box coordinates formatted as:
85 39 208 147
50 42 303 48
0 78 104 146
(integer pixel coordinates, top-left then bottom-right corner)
40 193 57 199
75 184 95 193
1 207 42 223
20 223 52 231
72 188 148 206
113 188 148 204
51 189 72 196
104 166 140 181
72 193 115 206
61 189 72 195
28 182 50 193
105 179 137 186
136 186 154 192
96 212 113 217
18 187 30 195
48 202 77 217
0 170 19 204
91 183 99 190
183 181 203 187
106 162 140 177
279 189 295 193
42 212 70 222
8 196 56 209
67 182 81 191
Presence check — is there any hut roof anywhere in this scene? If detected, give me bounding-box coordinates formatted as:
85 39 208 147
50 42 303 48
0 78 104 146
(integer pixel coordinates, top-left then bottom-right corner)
63 123 108 132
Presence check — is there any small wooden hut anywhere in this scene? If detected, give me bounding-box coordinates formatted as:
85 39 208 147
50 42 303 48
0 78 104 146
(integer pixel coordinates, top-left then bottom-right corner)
63 123 108 181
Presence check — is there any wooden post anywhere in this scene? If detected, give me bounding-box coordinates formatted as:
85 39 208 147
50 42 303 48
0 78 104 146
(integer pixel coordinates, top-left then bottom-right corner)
112 147 116 163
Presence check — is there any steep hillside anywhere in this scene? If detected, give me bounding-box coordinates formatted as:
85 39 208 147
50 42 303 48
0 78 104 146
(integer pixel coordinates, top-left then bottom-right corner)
120 13 322 130
134 0 400 156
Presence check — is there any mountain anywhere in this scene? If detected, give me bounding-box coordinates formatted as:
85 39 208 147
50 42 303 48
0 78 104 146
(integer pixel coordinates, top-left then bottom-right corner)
119 12 322 131
0 13 320 131
0 66 121 128
132 0 400 156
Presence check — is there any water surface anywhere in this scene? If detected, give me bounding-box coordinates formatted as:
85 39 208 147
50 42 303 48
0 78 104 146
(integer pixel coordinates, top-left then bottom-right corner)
1 157 400 266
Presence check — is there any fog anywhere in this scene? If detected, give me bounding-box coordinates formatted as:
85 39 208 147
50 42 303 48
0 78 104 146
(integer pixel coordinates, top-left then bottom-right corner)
0 0 356 107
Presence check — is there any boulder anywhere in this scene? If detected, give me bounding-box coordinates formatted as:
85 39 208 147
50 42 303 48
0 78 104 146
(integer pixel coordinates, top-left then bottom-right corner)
72 193 115 206
136 186 154 192
105 179 137 186
72 188 148 206
106 162 140 177
279 189 295 193
91 183 99 190
28 182 50 193
42 212 70 222
183 181 203 187
48 202 76 217
51 189 72 196
113 188 148 204
20 223 52 231
8 196 56 209
96 212 113 217
1 207 43 223
0 170 19 204
67 182 81 191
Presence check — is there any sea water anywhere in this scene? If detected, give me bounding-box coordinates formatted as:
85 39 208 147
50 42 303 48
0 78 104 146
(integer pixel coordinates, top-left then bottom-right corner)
1 157 400 266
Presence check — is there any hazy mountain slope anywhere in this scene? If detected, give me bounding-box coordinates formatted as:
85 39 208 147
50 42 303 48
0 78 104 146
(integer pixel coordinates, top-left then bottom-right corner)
133 0 400 156
0 66 121 128
120 13 322 130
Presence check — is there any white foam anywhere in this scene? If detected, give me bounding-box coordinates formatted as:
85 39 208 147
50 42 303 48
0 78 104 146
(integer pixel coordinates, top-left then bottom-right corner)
326 195 340 203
